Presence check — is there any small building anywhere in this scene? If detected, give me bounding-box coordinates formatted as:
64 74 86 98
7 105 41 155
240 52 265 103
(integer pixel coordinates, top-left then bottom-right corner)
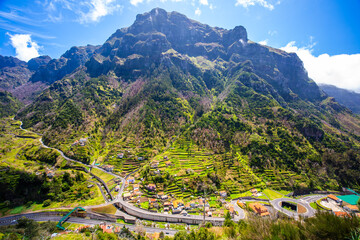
164 156 168 160
249 202 269 217
172 208 181 214
149 198 157 204
147 183 156 191
102 165 114 172
181 210 188 216
190 201 198 208
220 191 227 198
161 195 168 200
334 211 350 218
237 200 245 208
46 170 55 178
100 224 113 233
128 177 135 184
173 199 184 209
164 202 172 208
165 161 171 167
138 156 144 161
207 212 212 217
185 203 191 210
250 189 258 197
157 192 164 199
87 184 94 188
151 161 159 168
79 138 87 146
117 153 124 158
133 188 142 196
133 184 140 190
123 192 131 201
154 170 161 175
229 206 235 217
344 205 359 212
115 185 121 192
327 194 341 205
164 207 170 212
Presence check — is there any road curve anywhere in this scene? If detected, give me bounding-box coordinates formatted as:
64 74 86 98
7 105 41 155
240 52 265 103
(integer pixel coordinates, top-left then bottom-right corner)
271 198 316 219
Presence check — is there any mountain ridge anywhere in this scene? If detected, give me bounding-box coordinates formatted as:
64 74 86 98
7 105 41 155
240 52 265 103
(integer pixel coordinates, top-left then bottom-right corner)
7 8 360 192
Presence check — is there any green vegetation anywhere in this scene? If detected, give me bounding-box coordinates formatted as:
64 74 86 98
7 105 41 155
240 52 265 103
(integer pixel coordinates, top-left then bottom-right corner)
262 189 284 200
92 204 117 215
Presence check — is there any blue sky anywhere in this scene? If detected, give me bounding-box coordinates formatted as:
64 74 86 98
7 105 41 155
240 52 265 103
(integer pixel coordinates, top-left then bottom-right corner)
0 0 360 91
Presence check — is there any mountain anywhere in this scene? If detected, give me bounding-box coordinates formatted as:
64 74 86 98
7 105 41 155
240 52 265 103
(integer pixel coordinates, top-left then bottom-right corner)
319 84 360 114
16 8 360 192
30 45 99 84
0 90 23 117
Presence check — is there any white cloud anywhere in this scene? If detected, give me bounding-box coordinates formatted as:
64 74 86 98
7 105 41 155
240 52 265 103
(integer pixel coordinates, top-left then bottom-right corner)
199 0 208 5
258 39 268 45
281 41 360 92
235 0 274 10
8 33 40 61
130 0 144 6
195 7 202 15
268 30 277 36
79 0 122 23
43 0 122 23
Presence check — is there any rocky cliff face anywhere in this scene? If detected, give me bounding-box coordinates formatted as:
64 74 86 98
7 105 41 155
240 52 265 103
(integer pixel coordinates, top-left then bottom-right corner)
30 45 99 84
87 8 323 103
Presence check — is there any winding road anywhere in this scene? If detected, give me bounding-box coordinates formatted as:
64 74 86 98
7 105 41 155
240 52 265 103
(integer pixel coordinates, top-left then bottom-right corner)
271 198 316 219
9 119 319 227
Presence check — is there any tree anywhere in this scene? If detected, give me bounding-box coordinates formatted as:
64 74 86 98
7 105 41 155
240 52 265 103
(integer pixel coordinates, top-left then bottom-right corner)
224 211 234 227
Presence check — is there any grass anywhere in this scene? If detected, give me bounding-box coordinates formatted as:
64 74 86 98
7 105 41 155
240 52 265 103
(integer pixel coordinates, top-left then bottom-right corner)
53 233 91 239
91 168 115 184
262 189 284 200
91 204 117 215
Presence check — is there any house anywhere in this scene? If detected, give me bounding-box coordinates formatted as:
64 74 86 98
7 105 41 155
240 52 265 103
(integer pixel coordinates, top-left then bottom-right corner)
190 201 198 209
185 203 191 210
207 212 212 217
173 200 184 209
151 161 159 168
117 153 124 158
237 200 245 208
100 224 113 233
148 232 160 240
164 156 168 160
102 165 114 172
161 195 168 200
165 161 171 167
115 185 121 192
72 140 79 146
157 192 164 199
344 205 359 212
133 189 142 196
172 208 181 214
220 191 227 198
154 170 161 175
249 202 270 217
181 210 188 216
133 184 140 190
164 207 170 212
164 202 172 208
79 138 87 146
327 194 342 205
87 184 94 188
147 184 156 191
149 198 157 205
123 192 132 200
334 211 350 218
229 206 235 217
128 177 135 184
250 189 258 197
138 156 144 161
46 170 55 178
76 225 90 232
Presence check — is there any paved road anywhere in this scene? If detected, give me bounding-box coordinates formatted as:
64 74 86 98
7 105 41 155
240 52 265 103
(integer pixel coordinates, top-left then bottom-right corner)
300 195 326 203
230 200 246 221
0 214 177 235
271 198 316 219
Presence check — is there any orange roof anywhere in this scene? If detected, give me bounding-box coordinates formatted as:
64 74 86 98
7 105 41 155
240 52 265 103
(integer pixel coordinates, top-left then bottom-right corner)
148 183 156 187
249 202 268 215
334 211 350 218
250 188 257 193
327 194 339 201
229 207 234 213
346 205 359 210
149 198 157 203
